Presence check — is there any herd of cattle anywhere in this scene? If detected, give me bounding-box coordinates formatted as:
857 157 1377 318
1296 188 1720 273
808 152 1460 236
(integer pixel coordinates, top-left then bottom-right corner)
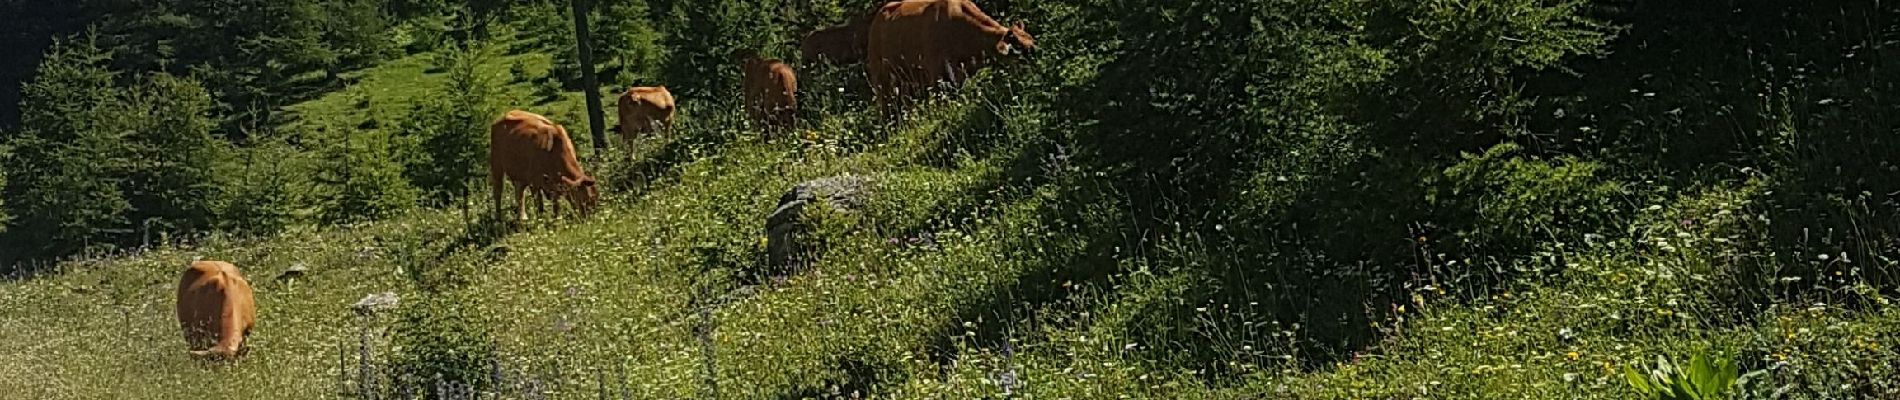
174 0 1033 362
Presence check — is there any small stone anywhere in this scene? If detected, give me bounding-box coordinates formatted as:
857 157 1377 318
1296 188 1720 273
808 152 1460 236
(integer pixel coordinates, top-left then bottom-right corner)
352 292 400 316
276 262 309 282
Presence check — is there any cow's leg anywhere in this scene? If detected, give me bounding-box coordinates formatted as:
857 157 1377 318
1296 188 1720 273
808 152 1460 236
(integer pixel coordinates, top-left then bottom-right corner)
533 188 548 217
513 183 530 221
562 191 577 218
489 167 505 221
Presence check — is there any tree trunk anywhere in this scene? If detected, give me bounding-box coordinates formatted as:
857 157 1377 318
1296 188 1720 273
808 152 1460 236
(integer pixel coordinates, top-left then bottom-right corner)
570 0 609 158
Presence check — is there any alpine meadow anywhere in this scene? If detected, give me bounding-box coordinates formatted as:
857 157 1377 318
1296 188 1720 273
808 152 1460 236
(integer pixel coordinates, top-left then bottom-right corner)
0 0 1897 398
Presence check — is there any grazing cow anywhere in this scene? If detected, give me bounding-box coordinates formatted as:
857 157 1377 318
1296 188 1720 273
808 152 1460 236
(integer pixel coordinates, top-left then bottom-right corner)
866 0 1036 114
614 86 676 145
734 50 799 132
176 260 256 361
800 8 878 65
489 110 599 221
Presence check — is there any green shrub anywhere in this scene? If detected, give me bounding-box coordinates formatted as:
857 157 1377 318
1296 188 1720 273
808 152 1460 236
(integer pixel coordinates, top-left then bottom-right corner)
320 0 401 71
1431 142 1627 265
1624 350 1757 400
402 39 500 205
215 139 308 236
313 127 420 225
388 294 498 397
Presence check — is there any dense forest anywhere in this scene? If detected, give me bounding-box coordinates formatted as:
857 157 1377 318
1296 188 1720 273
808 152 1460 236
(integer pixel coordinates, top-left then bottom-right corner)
0 0 1897 398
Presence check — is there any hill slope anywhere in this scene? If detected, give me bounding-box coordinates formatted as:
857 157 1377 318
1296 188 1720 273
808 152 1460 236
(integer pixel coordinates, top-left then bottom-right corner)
4 1 1899 399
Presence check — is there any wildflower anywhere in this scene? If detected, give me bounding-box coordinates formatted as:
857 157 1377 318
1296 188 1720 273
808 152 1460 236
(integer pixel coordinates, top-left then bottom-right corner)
1565 351 1580 361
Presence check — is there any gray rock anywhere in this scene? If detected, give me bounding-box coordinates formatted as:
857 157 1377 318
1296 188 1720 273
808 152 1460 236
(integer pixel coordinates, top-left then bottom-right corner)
276 262 309 282
351 292 400 316
765 175 873 270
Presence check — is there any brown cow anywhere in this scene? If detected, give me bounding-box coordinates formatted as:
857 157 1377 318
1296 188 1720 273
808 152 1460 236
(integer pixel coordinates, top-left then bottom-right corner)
614 86 676 145
734 50 799 132
489 110 599 221
800 8 879 65
866 0 1036 115
176 260 256 361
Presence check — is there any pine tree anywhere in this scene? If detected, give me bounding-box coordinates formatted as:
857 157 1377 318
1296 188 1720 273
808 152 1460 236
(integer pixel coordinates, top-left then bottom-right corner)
403 39 499 205
314 126 420 225
119 73 225 239
2 35 134 261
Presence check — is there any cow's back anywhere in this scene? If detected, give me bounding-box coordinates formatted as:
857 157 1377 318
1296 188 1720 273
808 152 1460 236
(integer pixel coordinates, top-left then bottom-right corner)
742 57 799 129
176 261 255 354
868 0 959 108
490 110 579 188
617 87 675 139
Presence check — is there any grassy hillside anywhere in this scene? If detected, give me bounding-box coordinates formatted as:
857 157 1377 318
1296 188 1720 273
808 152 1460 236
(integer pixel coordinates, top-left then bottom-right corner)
3 1 1898 399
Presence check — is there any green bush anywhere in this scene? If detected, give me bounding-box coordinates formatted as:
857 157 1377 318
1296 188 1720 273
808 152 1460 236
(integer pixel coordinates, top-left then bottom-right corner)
402 40 500 205
313 127 420 225
215 139 308 236
591 0 665 86
388 294 498 397
1431 142 1627 266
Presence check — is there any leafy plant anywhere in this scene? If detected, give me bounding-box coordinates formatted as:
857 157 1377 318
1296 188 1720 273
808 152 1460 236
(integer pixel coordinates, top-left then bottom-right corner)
1623 350 1758 400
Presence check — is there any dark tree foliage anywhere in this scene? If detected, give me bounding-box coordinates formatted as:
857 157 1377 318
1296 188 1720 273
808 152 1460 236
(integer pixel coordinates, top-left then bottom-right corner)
2 36 225 266
119 73 225 240
649 0 791 100
322 0 403 74
0 0 91 129
1016 0 1614 371
2 36 133 262
0 143 8 234
526 0 664 90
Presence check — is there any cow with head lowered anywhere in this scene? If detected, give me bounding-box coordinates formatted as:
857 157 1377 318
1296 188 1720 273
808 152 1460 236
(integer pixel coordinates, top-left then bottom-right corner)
866 0 1035 115
176 260 256 361
489 110 599 221
614 86 676 147
733 49 799 133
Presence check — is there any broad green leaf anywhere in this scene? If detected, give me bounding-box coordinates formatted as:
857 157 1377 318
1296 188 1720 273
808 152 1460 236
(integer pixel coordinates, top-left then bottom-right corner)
1625 365 1655 396
1711 356 1740 396
1690 352 1719 395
